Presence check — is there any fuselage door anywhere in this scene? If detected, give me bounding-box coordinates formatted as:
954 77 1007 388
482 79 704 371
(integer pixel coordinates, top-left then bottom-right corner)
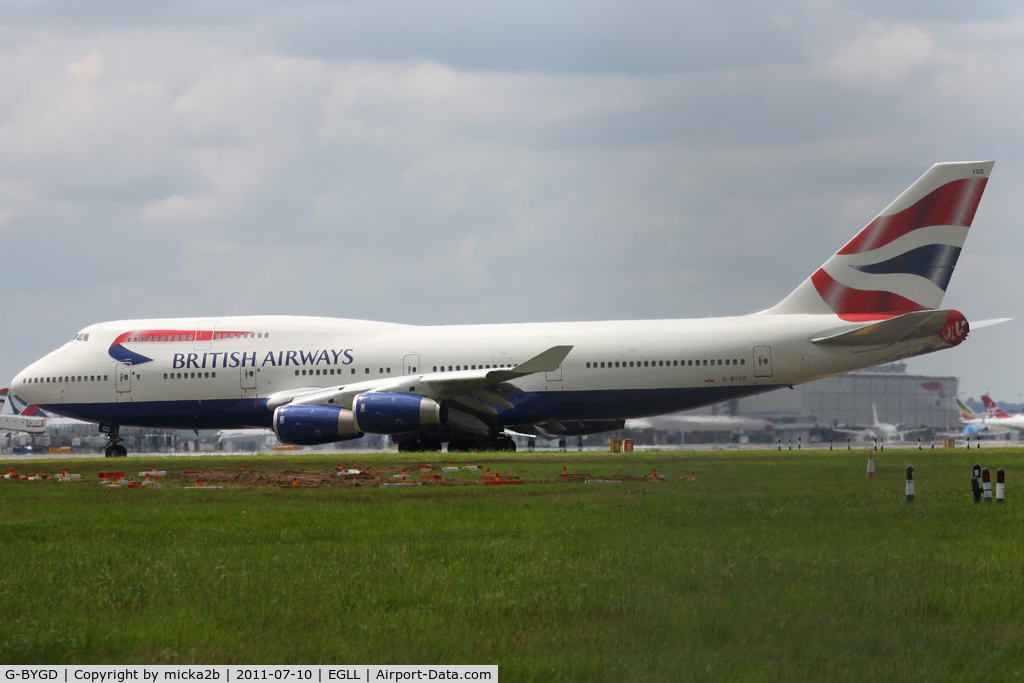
403 354 421 375
241 366 257 391
116 363 132 393
753 346 773 377
194 319 218 351
545 364 563 382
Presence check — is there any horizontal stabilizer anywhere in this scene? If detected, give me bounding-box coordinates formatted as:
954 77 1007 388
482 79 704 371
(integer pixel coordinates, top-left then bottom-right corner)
812 309 967 347
971 318 1013 330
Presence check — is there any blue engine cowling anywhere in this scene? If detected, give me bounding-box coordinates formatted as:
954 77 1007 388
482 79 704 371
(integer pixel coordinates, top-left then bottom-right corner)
273 404 363 446
352 392 447 434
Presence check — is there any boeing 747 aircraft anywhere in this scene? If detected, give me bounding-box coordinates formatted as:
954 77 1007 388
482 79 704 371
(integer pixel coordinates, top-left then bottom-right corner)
10 162 996 456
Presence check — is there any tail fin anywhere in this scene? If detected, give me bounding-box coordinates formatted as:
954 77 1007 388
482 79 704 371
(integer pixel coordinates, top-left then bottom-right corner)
956 398 978 420
871 404 880 427
0 387 6 411
8 392 50 418
981 395 1011 418
767 161 993 318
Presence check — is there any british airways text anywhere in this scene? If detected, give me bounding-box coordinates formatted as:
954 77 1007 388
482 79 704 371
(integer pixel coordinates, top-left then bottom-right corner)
172 349 354 370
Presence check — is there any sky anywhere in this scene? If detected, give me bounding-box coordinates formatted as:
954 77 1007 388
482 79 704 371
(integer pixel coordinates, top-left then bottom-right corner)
1 0 1023 402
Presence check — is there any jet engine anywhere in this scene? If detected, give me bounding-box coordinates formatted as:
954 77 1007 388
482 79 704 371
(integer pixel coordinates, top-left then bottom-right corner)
352 392 447 434
273 404 363 445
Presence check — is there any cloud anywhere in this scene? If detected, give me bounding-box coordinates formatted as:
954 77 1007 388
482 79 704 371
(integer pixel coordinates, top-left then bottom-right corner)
0 3 1023 402
819 23 948 87
66 50 102 80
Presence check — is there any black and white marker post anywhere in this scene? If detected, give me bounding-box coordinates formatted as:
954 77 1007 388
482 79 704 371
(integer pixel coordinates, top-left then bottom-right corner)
973 463 982 480
972 476 982 504
982 467 992 503
996 469 1005 503
906 465 914 503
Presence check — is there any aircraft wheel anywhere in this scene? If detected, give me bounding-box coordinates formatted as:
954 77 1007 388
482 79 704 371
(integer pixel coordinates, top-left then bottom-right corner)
116 445 128 457
104 445 117 458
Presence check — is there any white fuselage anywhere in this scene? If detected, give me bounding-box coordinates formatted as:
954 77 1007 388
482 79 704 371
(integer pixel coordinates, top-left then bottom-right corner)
11 312 933 433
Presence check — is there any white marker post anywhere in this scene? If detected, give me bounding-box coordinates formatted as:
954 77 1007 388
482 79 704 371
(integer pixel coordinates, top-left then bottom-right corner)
982 467 992 503
996 468 1005 503
905 465 914 503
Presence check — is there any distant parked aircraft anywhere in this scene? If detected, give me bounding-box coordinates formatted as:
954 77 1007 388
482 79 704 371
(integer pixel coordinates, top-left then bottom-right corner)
834 405 927 442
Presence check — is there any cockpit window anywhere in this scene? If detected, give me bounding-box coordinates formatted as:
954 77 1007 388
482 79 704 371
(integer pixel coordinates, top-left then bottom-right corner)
72 333 90 342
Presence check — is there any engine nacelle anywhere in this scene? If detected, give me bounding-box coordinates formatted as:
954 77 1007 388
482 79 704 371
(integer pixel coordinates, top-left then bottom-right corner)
273 404 363 446
352 392 447 434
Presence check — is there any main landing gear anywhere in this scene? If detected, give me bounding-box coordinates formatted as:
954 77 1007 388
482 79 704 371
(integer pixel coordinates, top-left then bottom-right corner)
102 424 128 458
397 437 443 453
446 435 516 452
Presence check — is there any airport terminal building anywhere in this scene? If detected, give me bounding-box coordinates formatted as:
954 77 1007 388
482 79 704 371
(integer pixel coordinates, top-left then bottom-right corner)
732 363 958 432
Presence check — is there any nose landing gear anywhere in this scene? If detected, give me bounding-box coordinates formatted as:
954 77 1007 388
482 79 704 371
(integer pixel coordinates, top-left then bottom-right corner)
101 423 128 458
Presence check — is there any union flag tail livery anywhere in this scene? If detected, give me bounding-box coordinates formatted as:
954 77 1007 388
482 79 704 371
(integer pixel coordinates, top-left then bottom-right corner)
9 162 1003 456
981 395 1011 418
769 161 992 319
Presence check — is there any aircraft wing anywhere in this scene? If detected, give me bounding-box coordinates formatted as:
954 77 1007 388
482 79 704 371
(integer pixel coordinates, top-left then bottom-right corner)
266 345 573 415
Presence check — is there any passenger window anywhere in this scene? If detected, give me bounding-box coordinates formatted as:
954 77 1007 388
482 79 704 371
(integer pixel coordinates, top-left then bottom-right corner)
741 359 745 365
659 360 663 367
163 374 168 379
351 369 355 374
365 368 369 374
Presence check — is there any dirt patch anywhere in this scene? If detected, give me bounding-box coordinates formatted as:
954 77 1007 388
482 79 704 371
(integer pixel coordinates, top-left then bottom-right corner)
164 468 653 489
168 469 383 488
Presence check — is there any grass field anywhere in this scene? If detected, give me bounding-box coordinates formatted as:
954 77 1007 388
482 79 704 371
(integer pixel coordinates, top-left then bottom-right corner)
2 447 1024 680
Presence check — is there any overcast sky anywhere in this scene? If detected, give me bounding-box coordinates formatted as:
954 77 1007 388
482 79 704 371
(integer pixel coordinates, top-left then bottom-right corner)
1 0 1022 403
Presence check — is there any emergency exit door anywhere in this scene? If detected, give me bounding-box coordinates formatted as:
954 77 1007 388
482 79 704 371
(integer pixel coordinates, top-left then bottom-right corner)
753 346 773 377
116 363 132 393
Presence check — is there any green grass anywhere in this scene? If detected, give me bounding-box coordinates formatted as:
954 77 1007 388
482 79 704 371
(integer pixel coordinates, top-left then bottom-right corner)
2 448 1024 680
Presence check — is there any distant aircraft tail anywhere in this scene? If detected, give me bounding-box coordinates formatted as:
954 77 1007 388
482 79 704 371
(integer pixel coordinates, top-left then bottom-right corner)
8 392 50 418
0 387 6 411
767 161 993 318
956 398 978 421
981 395 1011 418
871 404 880 427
